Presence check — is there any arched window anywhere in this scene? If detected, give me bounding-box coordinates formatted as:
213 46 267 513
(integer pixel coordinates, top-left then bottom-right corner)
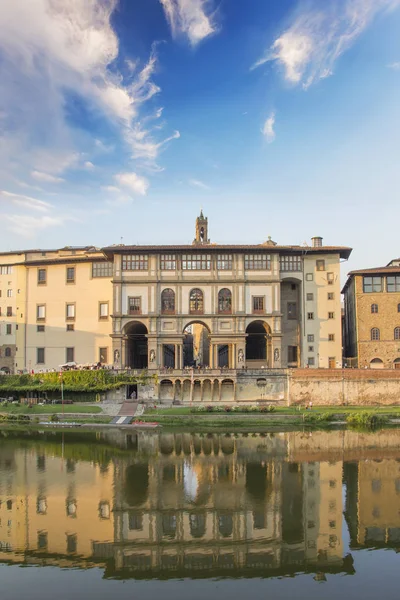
371 328 380 341
161 288 175 314
371 304 378 314
189 289 204 314
218 288 232 314
5 347 11 357
395 327 400 340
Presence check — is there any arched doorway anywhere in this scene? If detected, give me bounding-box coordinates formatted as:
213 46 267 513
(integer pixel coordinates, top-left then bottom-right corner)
394 358 400 370
370 358 384 369
246 321 271 366
183 322 210 367
125 322 148 369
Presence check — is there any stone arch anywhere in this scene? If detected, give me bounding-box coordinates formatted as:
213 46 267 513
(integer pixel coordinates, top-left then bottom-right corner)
394 327 400 340
371 327 380 341
246 320 272 365
394 358 400 370
370 358 384 369
0 367 10 374
183 320 211 367
123 321 148 369
221 379 234 401
212 379 220 402
193 379 202 401
160 379 174 401
182 379 191 402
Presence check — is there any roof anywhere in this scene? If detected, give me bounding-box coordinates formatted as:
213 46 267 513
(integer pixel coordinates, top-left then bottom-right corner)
102 244 352 260
342 265 400 293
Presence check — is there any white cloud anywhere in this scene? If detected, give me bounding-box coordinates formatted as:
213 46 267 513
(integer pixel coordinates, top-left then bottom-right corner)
101 185 120 193
115 172 149 196
31 170 65 183
388 61 400 70
160 0 217 45
83 161 95 170
0 190 53 212
189 179 210 190
262 112 276 143
254 0 400 87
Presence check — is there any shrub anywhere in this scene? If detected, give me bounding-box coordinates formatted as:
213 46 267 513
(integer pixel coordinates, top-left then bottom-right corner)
268 405 276 413
205 405 214 413
346 411 388 428
224 405 232 412
241 406 250 413
51 414 59 423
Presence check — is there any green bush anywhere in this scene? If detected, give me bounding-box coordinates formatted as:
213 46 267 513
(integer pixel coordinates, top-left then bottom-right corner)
346 411 388 428
51 414 59 423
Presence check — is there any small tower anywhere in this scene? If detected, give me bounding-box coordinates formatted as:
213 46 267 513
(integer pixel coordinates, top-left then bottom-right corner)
193 210 210 245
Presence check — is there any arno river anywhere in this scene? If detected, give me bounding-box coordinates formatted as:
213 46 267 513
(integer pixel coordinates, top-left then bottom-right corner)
1 428 400 599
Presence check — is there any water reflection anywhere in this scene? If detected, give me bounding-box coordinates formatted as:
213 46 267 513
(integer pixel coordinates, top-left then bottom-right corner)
0 429 400 579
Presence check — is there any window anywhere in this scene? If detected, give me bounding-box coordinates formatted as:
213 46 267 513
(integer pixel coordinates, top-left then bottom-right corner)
306 293 314 301
182 254 211 270
218 288 232 313
37 305 46 321
307 334 314 342
99 302 109 319
66 347 75 363
37 325 45 332
66 324 74 331
371 328 380 341
308 346 314 352
328 334 335 341
288 346 298 363
245 254 271 270
5 347 11 357
0 266 13 274
307 312 314 320
66 267 75 283
189 288 204 314
327 272 334 284
66 304 75 320
6 324 11 335
306 273 313 281
287 302 297 319
371 303 378 314
37 269 47 284
122 254 148 270
394 327 400 340
7 306 12 317
328 292 335 300
387 276 400 292
92 262 113 277
252 296 265 314
66 534 77 554
398 304 400 313
7 289 12 297
280 255 302 271
308 357 315 366
328 312 335 319
161 289 175 314
217 254 233 270
160 254 176 270
99 348 108 364
363 276 382 293
316 260 325 271
37 348 45 364
128 297 141 314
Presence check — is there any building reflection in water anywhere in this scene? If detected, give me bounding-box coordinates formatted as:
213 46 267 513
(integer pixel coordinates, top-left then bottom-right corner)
1 429 400 578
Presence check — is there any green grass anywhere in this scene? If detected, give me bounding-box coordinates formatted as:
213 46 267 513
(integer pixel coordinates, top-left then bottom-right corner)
0 403 102 415
145 405 400 416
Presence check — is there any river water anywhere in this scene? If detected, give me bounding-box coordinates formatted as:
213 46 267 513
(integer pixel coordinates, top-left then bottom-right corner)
1 427 400 599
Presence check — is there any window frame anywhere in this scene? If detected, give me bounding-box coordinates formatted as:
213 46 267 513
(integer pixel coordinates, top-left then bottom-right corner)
6 324 12 335
307 334 314 342
217 254 233 270
37 325 45 333
122 255 148 271
287 301 297 319
371 327 380 341
182 254 211 271
363 276 383 293
37 347 45 365
66 347 75 363
307 312 314 320
99 302 109 320
252 295 265 314
218 288 232 314
37 268 47 285
99 347 108 364
128 296 142 315
328 312 335 319
328 333 335 341
245 254 271 270
280 255 302 272
160 254 176 270
328 292 335 300
394 327 400 341
6 306 12 317
387 275 400 293
161 288 176 314
189 288 204 315
306 273 313 281
92 262 113 278
306 293 314 301
316 260 325 271
36 304 46 322
371 303 378 314
308 357 315 366
66 303 76 321
66 324 75 332
66 266 76 284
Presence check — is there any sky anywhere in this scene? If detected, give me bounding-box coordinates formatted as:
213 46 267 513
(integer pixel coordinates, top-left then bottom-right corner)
0 0 399 282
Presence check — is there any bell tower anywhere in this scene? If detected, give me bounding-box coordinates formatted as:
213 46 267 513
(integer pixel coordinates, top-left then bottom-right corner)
193 210 210 245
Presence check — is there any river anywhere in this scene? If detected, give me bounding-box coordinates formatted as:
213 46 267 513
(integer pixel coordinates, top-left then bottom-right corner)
0 427 400 599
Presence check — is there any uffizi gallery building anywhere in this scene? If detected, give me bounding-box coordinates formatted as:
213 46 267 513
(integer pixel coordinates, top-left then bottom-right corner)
0 212 351 375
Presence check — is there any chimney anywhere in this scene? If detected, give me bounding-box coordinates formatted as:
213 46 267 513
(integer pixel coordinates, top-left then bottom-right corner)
311 236 323 248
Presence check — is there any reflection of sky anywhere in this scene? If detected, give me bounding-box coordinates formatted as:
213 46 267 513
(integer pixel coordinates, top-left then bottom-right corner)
183 461 198 503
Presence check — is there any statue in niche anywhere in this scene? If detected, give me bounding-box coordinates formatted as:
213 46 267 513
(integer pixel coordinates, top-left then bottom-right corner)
238 348 244 363
114 349 120 363
274 348 280 362
149 349 156 362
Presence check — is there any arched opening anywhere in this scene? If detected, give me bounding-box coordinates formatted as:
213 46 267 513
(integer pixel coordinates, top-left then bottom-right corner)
394 327 400 340
161 288 175 314
0 367 10 374
125 322 148 369
371 328 380 341
160 379 174 401
370 358 384 369
218 288 232 314
189 288 204 315
246 321 271 365
124 464 149 506
183 322 210 367
394 358 400 370
221 379 234 401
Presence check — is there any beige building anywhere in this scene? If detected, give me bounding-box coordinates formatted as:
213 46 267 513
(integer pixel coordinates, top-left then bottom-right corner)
343 258 400 369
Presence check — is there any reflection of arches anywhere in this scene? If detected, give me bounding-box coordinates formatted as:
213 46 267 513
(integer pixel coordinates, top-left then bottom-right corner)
183 321 210 367
221 434 234 454
370 358 384 369
246 464 270 502
189 288 204 314
124 465 149 506
218 513 233 538
190 513 206 538
394 358 400 370
161 288 175 314
218 288 232 314
160 434 175 455
246 321 271 363
125 321 148 369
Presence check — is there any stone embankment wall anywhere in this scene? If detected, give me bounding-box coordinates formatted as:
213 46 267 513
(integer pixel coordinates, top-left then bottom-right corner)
290 369 400 406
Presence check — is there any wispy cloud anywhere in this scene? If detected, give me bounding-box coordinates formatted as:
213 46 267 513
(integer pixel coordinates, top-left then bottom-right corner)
0 190 53 212
101 185 120 193
4 214 67 237
31 170 65 183
83 161 95 170
115 172 149 196
253 0 400 88
160 0 217 45
388 61 400 70
189 178 210 190
262 112 276 143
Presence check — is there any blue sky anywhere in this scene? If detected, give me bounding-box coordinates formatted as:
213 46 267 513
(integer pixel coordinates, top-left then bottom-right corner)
0 0 399 281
